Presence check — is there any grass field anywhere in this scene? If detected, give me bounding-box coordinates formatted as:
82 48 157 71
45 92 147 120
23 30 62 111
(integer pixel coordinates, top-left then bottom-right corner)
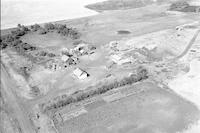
21 32 74 49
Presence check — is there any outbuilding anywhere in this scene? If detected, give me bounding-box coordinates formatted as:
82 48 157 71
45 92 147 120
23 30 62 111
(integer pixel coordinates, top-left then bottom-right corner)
73 68 89 80
61 55 70 62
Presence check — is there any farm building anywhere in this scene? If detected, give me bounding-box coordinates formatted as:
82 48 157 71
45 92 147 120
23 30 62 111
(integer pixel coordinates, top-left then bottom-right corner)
109 41 118 48
73 43 96 55
110 54 132 65
61 55 70 62
73 68 89 80
118 58 132 65
110 54 122 62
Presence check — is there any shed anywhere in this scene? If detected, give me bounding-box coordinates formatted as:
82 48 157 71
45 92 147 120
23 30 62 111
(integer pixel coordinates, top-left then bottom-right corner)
73 68 89 79
110 54 122 63
118 58 131 65
61 55 70 62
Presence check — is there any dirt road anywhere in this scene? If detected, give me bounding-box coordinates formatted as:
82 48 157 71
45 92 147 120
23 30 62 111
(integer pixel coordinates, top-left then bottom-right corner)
174 29 200 60
1 63 35 133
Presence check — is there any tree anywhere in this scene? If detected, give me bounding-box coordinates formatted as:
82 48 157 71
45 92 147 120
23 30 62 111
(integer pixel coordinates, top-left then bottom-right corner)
17 24 22 28
137 66 148 79
11 29 26 37
11 39 22 47
0 42 8 49
44 23 55 30
21 25 29 32
170 1 189 11
30 24 41 31
54 24 66 31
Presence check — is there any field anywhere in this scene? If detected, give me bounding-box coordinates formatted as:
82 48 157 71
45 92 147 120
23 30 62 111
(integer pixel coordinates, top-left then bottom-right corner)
1 1 200 133
57 82 200 133
85 0 180 12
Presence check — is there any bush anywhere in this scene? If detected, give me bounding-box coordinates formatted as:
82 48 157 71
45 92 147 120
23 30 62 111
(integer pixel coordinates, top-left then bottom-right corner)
38 28 47 34
19 66 31 79
11 39 22 47
11 29 26 37
43 23 80 39
30 24 41 31
13 24 29 36
21 43 36 51
1 34 15 42
0 42 8 49
20 25 29 32
169 1 189 11
44 23 55 30
137 66 148 79
48 53 56 57
54 24 66 31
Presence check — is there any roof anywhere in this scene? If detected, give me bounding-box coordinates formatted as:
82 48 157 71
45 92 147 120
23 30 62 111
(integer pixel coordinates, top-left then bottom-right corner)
118 58 131 65
74 43 87 51
73 68 88 79
61 55 70 62
111 54 122 61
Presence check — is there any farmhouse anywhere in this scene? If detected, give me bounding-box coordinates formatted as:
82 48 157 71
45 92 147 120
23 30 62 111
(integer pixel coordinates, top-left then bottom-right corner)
73 68 89 79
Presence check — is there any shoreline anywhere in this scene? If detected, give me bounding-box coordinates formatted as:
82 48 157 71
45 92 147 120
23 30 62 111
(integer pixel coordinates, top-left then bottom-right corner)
1 0 105 31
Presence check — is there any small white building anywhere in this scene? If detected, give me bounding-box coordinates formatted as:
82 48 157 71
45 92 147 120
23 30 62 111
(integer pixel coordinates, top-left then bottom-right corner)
144 44 157 51
110 54 122 63
109 41 118 48
73 68 89 80
61 55 70 62
110 54 131 65
118 58 131 65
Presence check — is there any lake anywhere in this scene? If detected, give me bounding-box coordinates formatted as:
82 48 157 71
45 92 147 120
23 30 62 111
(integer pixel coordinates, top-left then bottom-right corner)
1 0 104 29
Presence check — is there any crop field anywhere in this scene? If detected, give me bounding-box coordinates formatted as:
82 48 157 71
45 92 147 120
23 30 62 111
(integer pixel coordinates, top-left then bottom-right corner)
61 107 88 122
57 82 200 133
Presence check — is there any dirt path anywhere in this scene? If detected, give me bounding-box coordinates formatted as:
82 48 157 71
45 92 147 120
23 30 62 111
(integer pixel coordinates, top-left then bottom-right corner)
1 63 35 133
174 29 200 60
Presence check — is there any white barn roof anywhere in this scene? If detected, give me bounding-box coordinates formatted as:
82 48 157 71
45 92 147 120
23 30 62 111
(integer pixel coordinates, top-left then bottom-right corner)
73 68 88 79
61 55 70 62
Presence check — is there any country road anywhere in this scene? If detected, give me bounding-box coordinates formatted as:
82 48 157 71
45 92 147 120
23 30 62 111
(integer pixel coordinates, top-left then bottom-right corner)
1 63 35 133
174 29 200 60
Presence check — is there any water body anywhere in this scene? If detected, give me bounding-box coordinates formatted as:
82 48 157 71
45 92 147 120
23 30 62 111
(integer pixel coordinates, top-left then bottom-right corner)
1 0 104 29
